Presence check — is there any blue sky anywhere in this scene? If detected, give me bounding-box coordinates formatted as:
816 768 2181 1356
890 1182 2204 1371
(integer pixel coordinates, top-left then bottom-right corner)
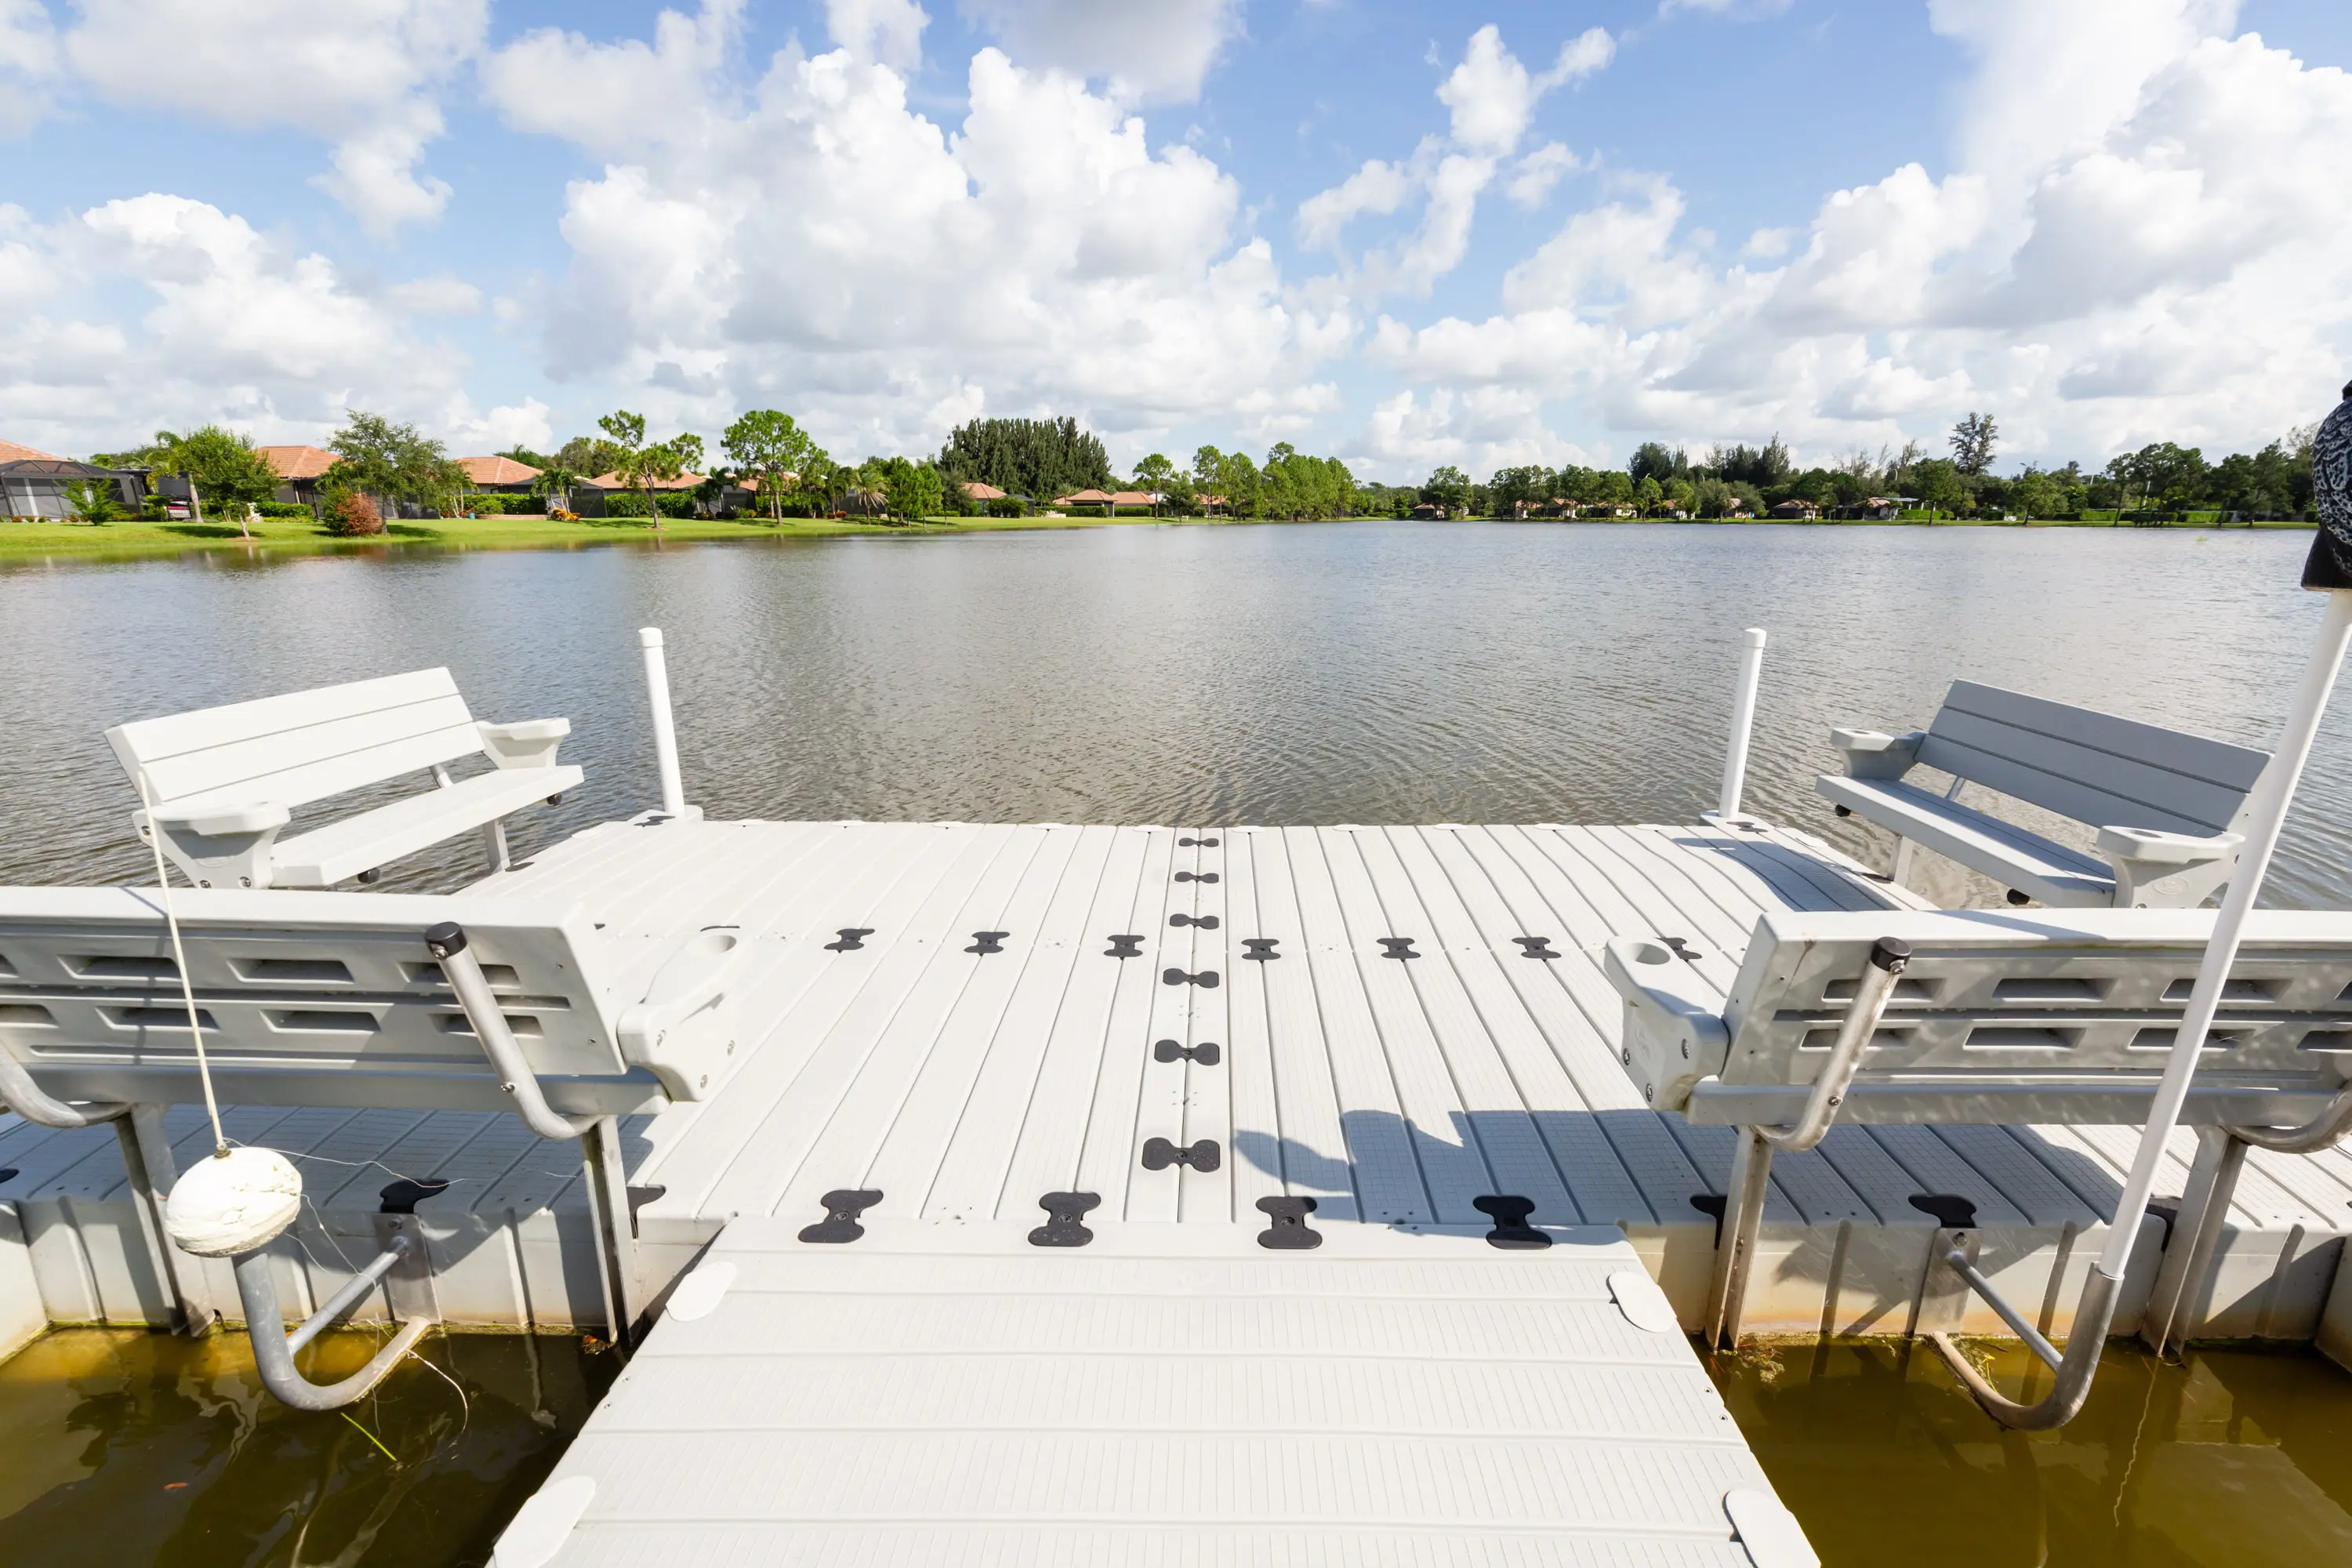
4 1 2351 482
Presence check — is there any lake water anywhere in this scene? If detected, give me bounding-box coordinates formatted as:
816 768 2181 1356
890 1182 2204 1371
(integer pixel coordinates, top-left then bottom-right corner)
2 519 2350 1563
3 521 2347 907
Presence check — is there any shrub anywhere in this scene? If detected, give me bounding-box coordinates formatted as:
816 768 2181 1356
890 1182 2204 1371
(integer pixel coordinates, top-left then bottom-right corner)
255 499 314 518
985 496 1026 518
324 492 383 536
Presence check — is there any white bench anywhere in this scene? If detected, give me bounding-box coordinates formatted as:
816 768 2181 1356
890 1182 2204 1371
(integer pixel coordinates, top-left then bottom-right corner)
0 886 750 1112
1815 681 2270 908
1607 907 2352 1128
1606 906 2352 1348
0 885 754 1342
107 668 584 890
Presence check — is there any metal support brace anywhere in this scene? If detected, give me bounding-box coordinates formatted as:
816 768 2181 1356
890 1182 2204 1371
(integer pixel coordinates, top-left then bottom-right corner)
1925 1268 2124 1431
482 818 512 876
581 1116 644 1349
1704 938 1910 1349
1704 1128 1775 1349
127 1104 216 1331
234 1222 437 1411
2140 1127 2249 1357
114 1109 198 1334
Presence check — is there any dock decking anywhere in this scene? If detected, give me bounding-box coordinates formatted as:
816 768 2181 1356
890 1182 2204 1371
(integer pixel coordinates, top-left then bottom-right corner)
5 817 2352 1355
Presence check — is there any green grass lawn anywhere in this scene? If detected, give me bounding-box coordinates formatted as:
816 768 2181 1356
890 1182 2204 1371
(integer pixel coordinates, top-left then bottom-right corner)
0 509 1193 562
1 507 2310 564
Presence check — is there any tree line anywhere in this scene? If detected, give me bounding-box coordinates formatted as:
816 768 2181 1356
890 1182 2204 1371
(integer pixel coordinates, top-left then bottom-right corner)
70 405 2314 537
1439 415 2317 522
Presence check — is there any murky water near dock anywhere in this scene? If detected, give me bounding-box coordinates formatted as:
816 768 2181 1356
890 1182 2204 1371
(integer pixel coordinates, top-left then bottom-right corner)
1711 1338 2352 1566
0 1327 612 1566
2 521 2350 1561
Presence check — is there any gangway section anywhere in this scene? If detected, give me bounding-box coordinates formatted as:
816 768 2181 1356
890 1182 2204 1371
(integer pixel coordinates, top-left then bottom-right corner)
494 1217 1810 1566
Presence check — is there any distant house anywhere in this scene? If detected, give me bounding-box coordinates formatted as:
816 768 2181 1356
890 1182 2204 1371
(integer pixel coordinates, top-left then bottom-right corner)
959 481 1008 503
1769 499 1820 521
1410 503 1447 520
258 445 338 508
1108 490 1160 514
575 469 706 519
1 449 145 518
1855 495 1915 521
1052 488 1116 513
456 456 542 494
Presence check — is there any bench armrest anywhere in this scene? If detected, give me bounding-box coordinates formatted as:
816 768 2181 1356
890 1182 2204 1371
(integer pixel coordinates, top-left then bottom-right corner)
1602 937 1730 1112
617 927 749 1099
136 800 292 889
1830 728 1926 781
477 717 570 770
2097 825 2245 909
148 801 292 837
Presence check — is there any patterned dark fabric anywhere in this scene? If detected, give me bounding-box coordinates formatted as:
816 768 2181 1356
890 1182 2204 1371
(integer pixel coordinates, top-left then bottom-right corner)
2305 393 2352 588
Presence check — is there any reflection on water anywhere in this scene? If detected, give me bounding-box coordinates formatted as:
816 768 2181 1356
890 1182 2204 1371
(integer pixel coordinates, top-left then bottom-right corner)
0 1327 613 1567
4 521 2349 906
1712 1338 2352 1567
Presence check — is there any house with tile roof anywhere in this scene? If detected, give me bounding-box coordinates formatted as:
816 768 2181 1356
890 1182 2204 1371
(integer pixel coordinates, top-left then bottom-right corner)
456 456 542 492
258 445 339 508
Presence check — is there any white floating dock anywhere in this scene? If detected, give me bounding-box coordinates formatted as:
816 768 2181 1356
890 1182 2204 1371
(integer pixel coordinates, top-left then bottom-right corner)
5 817 2352 1359
508 1218 1795 1566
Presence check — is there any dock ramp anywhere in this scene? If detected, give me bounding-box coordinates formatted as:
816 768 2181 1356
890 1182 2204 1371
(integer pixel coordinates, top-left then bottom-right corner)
494 1217 1810 1565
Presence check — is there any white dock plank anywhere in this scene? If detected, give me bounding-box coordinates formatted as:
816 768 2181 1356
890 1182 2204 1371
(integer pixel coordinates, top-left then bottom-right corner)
1225 829 1358 1220
515 1221 1788 1565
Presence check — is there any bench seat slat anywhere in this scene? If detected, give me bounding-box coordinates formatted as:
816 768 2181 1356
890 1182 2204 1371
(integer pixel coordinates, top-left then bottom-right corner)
142 711 485 815
1922 707 2256 837
270 765 584 887
107 670 462 764
1940 681 2270 793
1816 775 2114 905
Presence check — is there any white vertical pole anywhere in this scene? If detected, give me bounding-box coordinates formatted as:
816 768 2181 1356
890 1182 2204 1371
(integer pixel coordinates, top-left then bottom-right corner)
1717 627 1769 819
639 626 687 818
2095 588 2352 1281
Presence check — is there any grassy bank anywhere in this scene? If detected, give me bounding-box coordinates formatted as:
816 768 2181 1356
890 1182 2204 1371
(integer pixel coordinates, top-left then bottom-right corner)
0 510 1173 563
0 507 2313 564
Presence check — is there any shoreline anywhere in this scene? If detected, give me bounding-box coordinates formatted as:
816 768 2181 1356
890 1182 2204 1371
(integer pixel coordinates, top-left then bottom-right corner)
0 508 2314 565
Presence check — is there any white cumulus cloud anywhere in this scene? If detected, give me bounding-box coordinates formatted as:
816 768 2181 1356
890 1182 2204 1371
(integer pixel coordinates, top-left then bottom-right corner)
959 0 1242 103
479 4 1325 458
1358 0 2352 472
58 0 487 235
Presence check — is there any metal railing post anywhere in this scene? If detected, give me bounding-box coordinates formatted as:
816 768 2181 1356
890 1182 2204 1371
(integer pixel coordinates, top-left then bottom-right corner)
1717 627 1768 819
639 627 688 818
1704 938 1908 1348
426 923 597 1141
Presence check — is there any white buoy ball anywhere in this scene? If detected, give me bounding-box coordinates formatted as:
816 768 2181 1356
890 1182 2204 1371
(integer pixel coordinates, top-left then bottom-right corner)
165 1145 303 1257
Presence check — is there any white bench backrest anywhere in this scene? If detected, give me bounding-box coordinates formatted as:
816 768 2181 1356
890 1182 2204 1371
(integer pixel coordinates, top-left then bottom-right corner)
1917 681 2269 837
107 669 485 817
1719 908 2352 1087
0 887 632 1106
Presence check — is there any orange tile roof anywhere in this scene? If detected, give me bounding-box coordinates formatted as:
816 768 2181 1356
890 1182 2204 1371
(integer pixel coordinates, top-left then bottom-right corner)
258 445 337 480
1109 491 1157 506
588 470 705 490
456 455 540 485
1054 488 1115 504
0 438 63 463
959 481 1007 500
